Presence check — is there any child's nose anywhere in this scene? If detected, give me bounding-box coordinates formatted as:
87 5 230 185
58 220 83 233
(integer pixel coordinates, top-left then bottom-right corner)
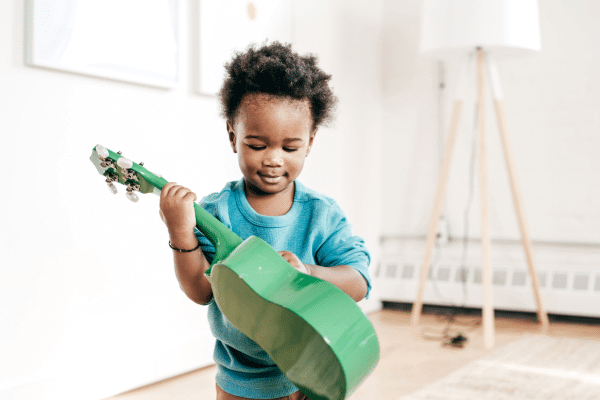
263 149 284 167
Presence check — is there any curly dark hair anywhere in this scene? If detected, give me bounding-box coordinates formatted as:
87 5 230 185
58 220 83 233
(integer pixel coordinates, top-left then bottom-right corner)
219 42 337 130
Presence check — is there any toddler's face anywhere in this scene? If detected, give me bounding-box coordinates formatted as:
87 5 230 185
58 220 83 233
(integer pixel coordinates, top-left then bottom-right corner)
228 93 315 197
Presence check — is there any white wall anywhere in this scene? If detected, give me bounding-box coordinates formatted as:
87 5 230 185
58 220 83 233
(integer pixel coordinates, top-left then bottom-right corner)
381 0 600 246
0 1 383 399
294 1 384 313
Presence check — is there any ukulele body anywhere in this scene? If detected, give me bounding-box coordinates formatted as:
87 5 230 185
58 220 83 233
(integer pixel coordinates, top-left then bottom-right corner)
210 236 379 400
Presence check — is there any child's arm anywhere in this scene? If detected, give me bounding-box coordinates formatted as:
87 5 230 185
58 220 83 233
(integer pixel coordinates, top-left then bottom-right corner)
160 182 213 305
279 252 368 302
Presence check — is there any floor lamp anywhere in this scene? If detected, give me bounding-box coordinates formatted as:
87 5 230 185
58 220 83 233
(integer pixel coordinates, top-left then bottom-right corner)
410 0 550 349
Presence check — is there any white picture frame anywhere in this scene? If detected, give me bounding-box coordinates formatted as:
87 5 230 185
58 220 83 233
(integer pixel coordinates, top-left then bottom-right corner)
25 0 179 89
197 0 293 96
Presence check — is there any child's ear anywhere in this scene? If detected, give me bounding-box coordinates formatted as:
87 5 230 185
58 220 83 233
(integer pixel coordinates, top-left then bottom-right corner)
306 129 317 157
227 121 237 153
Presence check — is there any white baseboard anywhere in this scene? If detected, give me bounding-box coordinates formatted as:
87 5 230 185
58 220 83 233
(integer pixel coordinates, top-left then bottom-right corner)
375 237 600 318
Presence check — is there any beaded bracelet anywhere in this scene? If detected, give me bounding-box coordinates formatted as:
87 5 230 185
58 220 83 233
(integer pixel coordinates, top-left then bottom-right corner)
169 240 201 252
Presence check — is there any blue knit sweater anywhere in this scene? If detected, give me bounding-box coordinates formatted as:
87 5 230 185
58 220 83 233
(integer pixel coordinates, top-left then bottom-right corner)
194 179 371 398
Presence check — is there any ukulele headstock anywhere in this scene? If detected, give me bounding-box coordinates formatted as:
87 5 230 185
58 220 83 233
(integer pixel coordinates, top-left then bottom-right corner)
90 144 163 201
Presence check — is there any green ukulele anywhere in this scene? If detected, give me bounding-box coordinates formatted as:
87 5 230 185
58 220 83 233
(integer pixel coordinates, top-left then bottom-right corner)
90 145 379 400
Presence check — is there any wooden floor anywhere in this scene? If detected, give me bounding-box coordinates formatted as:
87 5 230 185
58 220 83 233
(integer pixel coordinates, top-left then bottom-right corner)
108 305 600 400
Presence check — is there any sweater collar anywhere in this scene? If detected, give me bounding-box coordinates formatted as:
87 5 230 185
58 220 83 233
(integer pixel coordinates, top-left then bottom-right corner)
233 178 302 228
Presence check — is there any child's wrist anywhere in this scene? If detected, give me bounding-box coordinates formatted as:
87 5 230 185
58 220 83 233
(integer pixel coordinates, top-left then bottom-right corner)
169 240 201 252
168 231 197 249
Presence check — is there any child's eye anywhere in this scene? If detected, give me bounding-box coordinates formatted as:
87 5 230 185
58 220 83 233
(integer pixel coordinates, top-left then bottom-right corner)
247 145 265 150
284 148 298 152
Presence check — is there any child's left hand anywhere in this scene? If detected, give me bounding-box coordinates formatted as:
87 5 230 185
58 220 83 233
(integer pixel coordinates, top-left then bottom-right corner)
278 251 311 276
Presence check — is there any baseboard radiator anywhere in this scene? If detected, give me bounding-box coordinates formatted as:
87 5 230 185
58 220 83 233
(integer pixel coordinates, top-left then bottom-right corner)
375 237 600 318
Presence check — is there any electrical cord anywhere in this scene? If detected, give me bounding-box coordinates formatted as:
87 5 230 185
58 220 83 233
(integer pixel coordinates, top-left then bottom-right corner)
421 319 478 348
421 96 482 348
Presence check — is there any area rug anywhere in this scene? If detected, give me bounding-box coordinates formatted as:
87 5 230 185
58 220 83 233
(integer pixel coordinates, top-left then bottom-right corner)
399 335 600 400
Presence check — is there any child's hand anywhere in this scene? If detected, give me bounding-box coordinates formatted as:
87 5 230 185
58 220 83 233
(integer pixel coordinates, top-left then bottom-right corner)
278 251 311 275
159 182 197 235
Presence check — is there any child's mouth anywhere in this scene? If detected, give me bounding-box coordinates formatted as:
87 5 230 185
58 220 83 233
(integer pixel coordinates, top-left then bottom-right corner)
259 173 283 184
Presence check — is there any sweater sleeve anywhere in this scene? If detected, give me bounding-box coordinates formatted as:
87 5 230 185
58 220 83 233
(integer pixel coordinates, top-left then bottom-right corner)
315 201 372 297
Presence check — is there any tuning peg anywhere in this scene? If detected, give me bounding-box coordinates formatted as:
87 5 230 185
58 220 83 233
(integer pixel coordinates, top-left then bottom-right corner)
105 175 118 194
107 182 118 194
96 144 109 159
126 191 139 202
117 157 133 169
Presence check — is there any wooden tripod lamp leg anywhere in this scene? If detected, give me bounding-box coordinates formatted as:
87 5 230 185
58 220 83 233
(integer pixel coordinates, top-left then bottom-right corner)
411 58 470 327
477 49 495 350
410 99 462 326
487 60 550 333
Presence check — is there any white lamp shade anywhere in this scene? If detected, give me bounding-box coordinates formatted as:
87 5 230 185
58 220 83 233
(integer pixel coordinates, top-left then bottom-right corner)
420 0 541 59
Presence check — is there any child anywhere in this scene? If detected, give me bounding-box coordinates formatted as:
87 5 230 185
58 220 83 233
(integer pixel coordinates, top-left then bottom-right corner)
159 42 371 400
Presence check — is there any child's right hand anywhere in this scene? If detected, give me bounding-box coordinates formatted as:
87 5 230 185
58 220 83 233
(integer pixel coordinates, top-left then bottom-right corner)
159 182 197 235
159 183 213 305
